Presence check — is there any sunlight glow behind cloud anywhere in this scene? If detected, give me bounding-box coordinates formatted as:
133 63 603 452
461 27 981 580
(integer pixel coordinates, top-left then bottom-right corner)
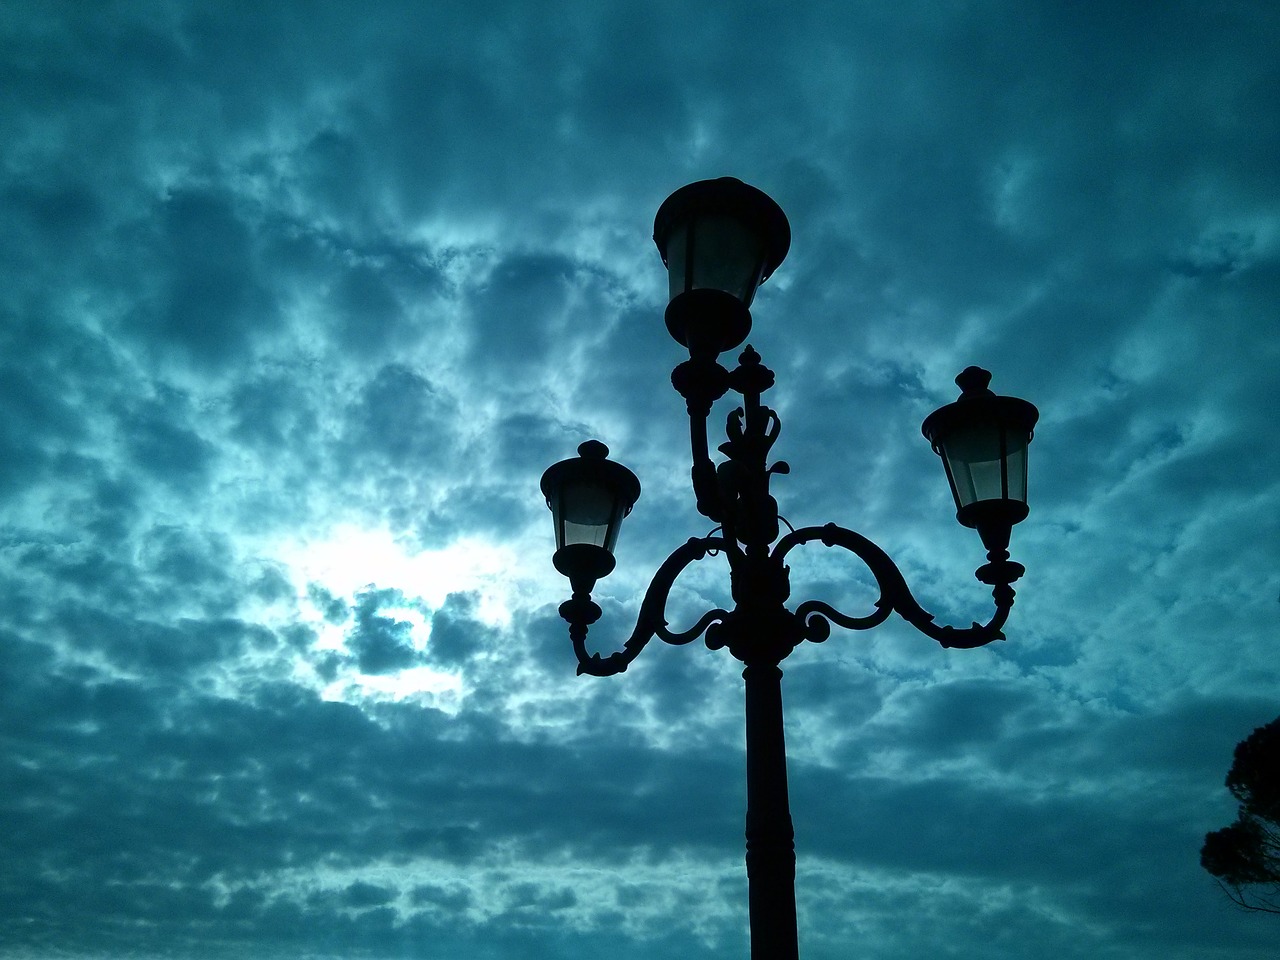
277 525 518 627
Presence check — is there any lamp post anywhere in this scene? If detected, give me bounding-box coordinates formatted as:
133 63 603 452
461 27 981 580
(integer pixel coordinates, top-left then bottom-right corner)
540 177 1039 960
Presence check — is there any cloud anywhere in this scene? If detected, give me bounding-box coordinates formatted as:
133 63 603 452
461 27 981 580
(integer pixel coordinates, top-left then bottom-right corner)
0 1 1277 958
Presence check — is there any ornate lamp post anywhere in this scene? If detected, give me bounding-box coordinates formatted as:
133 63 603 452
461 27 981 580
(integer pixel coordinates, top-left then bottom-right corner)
540 178 1039 960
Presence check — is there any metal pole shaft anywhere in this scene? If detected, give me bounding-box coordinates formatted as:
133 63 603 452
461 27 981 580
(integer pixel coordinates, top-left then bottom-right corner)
743 661 799 960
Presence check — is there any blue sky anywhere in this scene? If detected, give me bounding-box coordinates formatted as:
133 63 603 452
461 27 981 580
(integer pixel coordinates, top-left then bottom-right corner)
2 2 1278 958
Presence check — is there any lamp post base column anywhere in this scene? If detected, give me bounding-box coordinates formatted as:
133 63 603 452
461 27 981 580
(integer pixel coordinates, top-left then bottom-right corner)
744 661 799 960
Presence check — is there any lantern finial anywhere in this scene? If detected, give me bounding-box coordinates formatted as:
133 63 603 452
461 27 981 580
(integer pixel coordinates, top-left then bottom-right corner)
955 366 992 396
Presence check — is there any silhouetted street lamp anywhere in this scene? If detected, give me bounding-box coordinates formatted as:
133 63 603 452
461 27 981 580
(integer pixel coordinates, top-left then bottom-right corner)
540 177 1039 960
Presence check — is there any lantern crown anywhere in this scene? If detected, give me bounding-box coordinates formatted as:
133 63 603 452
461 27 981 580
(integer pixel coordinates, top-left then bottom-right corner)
653 177 791 301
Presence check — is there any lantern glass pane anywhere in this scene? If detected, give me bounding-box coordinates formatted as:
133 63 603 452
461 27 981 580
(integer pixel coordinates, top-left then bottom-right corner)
944 424 1003 507
1003 438 1028 502
559 480 623 551
666 214 766 305
944 423 1030 507
666 222 689 302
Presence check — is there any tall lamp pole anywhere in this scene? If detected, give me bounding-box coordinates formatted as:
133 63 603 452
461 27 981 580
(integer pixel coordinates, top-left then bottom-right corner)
540 178 1039 960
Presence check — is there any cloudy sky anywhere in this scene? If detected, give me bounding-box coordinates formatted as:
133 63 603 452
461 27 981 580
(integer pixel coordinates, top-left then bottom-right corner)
2 2 1278 958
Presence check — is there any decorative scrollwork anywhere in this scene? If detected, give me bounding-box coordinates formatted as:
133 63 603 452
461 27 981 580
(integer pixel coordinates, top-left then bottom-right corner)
569 536 731 676
793 598 892 639
557 348 1026 669
776 523 1015 650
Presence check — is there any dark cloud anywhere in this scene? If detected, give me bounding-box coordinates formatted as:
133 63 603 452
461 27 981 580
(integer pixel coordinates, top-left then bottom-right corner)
131 188 280 365
345 587 423 675
345 364 459 468
426 592 493 670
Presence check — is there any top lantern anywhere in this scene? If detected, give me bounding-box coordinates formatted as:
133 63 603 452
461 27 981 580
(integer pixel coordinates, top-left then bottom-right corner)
653 178 791 357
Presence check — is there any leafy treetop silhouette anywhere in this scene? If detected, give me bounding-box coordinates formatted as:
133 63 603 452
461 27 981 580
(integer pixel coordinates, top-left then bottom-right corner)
1201 716 1280 914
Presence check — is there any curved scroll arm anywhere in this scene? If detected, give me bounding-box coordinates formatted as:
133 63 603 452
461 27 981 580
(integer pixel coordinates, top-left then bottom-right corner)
775 523 1015 649
568 536 731 676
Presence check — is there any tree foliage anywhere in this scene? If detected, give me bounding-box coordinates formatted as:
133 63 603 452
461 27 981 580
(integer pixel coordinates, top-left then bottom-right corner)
1201 716 1280 913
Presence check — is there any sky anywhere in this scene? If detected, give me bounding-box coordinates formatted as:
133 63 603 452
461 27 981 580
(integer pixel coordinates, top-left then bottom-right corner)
1 1 1278 958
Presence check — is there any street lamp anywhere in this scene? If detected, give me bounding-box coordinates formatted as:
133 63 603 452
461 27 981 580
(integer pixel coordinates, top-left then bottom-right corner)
540 177 1039 960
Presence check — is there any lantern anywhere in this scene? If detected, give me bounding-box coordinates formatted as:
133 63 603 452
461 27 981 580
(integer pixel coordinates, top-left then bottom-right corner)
540 440 641 589
921 367 1039 555
653 177 790 356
